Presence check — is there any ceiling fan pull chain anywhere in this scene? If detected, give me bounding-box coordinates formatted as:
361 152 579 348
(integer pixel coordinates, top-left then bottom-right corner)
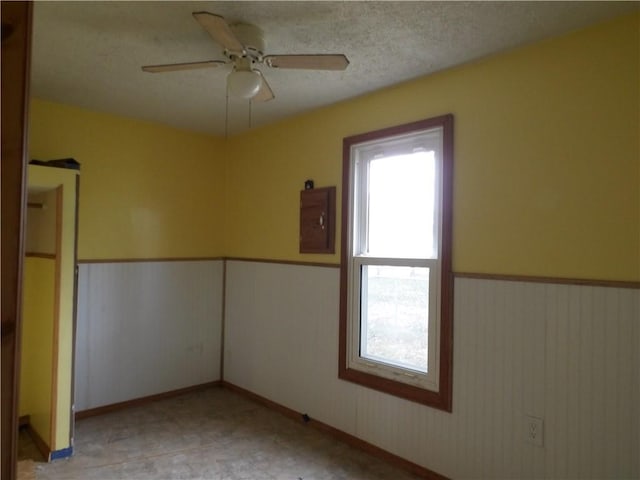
249 99 252 130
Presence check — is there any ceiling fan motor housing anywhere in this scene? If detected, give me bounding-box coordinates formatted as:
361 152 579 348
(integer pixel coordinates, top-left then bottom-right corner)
229 23 265 59
142 11 349 103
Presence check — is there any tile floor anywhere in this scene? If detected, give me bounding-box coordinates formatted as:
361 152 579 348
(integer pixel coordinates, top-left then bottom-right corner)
30 386 423 479
18 425 45 480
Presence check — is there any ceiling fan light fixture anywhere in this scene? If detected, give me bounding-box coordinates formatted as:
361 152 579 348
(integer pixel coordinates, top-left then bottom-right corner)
227 69 262 99
143 11 349 104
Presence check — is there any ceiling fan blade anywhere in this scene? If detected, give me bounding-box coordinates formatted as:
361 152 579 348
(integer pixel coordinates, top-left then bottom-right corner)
264 54 349 71
193 11 244 53
142 60 226 73
253 71 275 102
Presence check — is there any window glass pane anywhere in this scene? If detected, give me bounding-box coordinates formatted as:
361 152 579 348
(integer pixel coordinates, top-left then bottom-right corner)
368 151 436 258
360 265 429 373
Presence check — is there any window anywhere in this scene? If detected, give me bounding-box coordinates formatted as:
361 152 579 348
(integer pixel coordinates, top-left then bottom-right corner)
339 115 453 411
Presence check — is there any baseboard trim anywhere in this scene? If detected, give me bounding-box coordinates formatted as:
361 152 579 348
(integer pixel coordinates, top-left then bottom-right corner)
18 415 30 428
20 419 51 461
70 380 446 478
75 381 222 419
221 381 449 480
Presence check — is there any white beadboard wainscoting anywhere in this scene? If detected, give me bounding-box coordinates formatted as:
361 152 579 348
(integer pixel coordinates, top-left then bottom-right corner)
75 260 223 411
224 260 639 479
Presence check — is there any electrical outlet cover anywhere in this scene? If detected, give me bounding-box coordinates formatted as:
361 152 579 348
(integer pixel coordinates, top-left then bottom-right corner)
525 415 544 447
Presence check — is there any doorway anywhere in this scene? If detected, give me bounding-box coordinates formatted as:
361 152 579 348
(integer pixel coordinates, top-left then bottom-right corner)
19 186 59 461
18 165 79 462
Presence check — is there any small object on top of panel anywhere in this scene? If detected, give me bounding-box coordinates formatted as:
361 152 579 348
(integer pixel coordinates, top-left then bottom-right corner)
304 179 314 190
30 158 81 170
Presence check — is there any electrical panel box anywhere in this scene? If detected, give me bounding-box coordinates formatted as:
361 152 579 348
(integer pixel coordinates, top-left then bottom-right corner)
299 186 336 254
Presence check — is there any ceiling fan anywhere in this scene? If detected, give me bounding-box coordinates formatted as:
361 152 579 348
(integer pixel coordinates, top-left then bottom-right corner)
142 11 350 102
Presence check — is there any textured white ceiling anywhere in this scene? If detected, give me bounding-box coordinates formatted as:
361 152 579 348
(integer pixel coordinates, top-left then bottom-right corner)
31 1 638 136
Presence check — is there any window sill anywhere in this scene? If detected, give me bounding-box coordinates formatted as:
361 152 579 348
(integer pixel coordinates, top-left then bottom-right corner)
338 365 452 411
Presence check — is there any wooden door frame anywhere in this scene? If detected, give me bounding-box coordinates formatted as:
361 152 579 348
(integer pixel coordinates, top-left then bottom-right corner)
1 2 32 479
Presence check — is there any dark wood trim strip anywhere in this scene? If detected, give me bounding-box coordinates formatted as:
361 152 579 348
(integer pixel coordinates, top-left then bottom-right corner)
74 381 222 420
219 260 227 381
49 185 63 448
22 421 51 461
1 4 32 477
69 174 80 453
77 257 340 268
455 272 640 289
77 257 225 264
222 381 449 480
75 257 638 287
18 415 30 428
24 252 56 259
223 381 298 423
223 257 341 268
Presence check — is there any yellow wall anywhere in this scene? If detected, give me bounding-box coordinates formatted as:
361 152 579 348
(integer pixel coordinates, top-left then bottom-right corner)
29 99 227 260
20 256 55 447
225 13 639 282
29 13 639 278
25 189 58 255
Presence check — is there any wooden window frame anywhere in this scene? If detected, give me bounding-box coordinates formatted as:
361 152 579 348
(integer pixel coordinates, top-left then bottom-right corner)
339 115 454 411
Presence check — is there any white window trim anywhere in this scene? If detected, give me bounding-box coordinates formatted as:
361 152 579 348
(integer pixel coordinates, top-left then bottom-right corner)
339 114 454 411
345 128 444 391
